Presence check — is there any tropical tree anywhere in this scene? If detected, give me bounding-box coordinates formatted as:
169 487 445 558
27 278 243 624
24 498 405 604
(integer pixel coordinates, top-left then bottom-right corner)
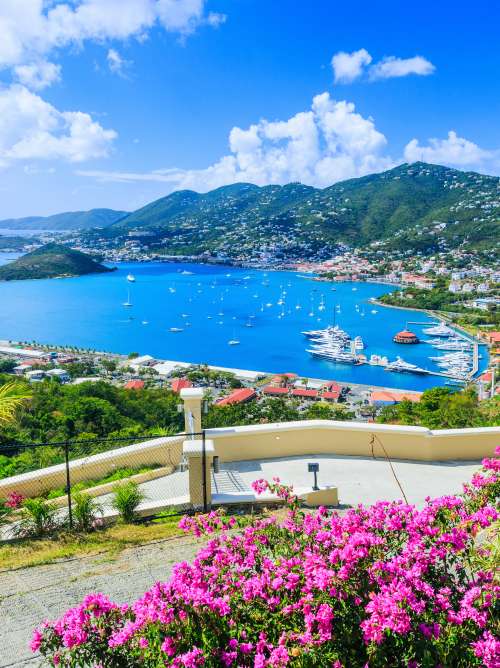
0 380 31 426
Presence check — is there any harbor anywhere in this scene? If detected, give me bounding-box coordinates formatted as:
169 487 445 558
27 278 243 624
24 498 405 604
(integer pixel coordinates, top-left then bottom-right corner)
0 261 488 392
302 317 480 383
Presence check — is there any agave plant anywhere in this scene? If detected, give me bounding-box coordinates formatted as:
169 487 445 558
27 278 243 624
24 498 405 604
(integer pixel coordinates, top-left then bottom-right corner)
0 381 31 426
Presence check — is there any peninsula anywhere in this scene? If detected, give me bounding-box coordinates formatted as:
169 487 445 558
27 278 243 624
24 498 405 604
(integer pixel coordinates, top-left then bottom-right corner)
0 243 114 281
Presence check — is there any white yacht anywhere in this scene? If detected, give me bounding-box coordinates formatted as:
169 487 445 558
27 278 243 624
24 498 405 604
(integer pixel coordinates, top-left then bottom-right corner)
169 327 183 333
385 357 427 374
307 346 357 364
422 322 454 337
127 273 136 282
353 335 364 350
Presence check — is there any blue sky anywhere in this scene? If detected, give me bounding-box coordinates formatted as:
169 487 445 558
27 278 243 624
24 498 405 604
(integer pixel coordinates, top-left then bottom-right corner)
0 0 499 218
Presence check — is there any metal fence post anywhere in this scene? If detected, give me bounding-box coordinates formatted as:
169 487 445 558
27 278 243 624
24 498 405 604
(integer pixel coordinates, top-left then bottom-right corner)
64 441 73 530
201 429 208 512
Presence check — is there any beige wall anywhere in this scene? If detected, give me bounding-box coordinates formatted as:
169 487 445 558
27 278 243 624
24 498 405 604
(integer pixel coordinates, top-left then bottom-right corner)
206 421 499 463
0 421 497 499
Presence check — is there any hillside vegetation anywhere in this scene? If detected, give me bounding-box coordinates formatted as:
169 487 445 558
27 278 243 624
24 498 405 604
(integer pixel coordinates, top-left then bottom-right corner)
107 162 500 258
0 243 114 281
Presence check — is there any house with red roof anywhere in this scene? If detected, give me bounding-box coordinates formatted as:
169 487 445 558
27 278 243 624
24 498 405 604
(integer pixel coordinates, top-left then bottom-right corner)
370 390 421 407
263 386 289 396
216 388 256 406
171 378 193 394
124 380 145 390
291 388 318 400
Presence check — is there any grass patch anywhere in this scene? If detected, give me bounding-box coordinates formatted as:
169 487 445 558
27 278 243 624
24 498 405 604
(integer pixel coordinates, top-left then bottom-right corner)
0 517 182 570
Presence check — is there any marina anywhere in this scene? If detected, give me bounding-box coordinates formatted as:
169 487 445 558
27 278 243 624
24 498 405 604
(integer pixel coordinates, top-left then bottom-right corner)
0 260 488 392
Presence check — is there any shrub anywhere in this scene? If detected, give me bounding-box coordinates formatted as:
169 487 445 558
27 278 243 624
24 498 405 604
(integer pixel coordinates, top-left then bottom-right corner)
72 492 103 533
0 499 12 526
15 498 61 538
111 481 145 524
32 453 500 667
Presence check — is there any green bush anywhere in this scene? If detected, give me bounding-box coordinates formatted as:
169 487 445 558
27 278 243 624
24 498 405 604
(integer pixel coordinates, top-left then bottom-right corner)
72 492 103 533
15 498 61 538
111 481 145 524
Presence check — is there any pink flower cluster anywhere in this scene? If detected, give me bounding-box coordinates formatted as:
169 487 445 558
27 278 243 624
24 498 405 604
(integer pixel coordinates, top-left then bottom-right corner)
178 508 237 537
5 491 25 509
32 453 499 667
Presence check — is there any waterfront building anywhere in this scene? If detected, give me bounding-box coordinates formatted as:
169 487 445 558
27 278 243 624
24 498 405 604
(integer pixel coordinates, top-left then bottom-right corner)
393 329 420 344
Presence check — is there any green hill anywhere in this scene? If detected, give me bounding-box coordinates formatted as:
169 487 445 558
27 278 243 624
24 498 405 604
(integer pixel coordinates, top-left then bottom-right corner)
108 162 499 258
0 208 127 231
0 243 114 281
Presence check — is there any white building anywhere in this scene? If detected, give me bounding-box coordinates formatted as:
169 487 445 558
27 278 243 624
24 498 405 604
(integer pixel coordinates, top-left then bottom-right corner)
46 368 70 382
128 355 155 368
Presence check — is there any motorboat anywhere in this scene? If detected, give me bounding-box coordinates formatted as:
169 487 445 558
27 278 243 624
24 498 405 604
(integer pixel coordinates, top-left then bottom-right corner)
422 322 454 337
127 273 136 282
169 327 183 332
385 357 427 374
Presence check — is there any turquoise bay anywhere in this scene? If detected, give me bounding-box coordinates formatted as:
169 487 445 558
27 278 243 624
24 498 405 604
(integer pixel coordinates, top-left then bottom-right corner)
0 261 487 391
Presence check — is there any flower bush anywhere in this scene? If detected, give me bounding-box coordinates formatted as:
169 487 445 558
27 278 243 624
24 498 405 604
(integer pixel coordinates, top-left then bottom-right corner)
33 451 499 667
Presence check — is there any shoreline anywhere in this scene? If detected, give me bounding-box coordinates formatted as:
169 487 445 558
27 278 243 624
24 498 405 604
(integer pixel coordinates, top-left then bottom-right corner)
1 337 430 397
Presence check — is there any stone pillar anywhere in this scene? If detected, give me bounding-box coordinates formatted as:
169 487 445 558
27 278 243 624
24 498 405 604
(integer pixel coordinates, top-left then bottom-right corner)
183 439 214 509
180 387 204 435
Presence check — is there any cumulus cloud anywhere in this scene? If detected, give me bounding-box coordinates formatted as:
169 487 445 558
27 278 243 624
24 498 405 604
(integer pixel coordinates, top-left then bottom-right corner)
404 131 498 170
0 84 117 166
0 0 225 69
77 92 394 189
331 48 435 83
370 55 435 80
331 49 372 83
13 60 61 90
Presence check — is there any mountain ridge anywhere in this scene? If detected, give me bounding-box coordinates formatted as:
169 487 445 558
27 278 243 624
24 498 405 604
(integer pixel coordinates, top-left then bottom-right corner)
106 162 499 258
0 208 127 231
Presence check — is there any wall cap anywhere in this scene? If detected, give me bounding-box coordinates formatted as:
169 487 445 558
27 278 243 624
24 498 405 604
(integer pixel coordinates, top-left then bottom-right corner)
183 439 215 457
180 388 204 399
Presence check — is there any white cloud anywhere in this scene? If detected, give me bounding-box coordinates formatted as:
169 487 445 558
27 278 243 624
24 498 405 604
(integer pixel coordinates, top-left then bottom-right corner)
0 0 225 69
0 84 117 165
370 55 435 80
404 131 498 170
13 60 61 90
77 92 393 190
331 49 372 83
106 48 132 76
331 49 435 83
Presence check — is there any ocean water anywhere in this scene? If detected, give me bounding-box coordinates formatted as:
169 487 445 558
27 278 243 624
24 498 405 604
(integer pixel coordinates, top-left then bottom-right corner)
0 260 487 391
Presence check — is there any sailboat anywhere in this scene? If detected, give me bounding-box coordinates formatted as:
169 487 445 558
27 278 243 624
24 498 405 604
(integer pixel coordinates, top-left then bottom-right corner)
228 330 240 345
127 273 136 282
122 289 132 307
318 295 326 312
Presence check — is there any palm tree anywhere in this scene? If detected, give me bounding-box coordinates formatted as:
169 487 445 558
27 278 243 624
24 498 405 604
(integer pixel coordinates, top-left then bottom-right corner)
0 381 31 426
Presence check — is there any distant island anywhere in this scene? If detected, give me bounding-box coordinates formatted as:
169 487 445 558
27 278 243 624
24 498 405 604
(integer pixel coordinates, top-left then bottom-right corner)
0 208 127 231
0 243 115 281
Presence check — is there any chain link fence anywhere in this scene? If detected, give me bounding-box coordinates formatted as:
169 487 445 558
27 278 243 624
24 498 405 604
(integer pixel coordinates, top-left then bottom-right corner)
0 431 210 542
